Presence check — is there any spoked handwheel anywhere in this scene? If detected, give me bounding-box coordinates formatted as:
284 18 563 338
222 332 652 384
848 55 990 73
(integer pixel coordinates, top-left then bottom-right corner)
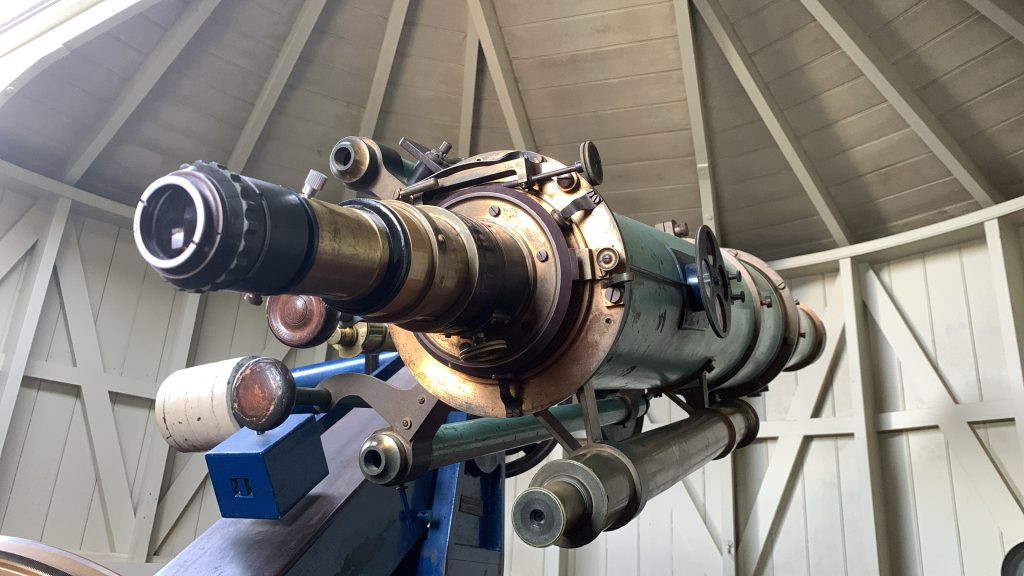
693 225 731 338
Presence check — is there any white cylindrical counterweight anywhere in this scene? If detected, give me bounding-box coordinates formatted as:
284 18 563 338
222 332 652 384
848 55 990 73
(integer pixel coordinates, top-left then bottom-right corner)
155 357 247 452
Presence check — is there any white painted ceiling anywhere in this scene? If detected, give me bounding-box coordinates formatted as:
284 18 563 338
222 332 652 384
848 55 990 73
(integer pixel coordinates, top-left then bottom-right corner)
0 0 1021 259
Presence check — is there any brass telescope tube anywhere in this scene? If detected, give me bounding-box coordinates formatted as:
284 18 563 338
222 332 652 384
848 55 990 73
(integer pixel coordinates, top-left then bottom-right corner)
512 400 758 548
133 161 530 333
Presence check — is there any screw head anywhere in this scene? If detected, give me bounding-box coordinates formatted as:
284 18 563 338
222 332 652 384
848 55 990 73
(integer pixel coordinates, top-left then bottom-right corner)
489 205 501 217
604 286 623 304
595 248 620 271
401 417 412 429
416 395 426 405
536 250 549 262
243 293 263 306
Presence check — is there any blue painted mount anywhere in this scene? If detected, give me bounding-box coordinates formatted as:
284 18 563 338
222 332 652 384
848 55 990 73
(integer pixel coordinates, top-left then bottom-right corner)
205 353 397 519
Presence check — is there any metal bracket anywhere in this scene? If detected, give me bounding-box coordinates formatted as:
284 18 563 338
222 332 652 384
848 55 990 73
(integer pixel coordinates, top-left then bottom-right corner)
497 377 524 418
318 371 450 444
533 409 582 454
575 381 604 444
556 189 602 225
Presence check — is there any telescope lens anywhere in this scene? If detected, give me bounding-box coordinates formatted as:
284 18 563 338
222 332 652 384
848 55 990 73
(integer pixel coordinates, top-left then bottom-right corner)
135 172 218 274
146 184 197 259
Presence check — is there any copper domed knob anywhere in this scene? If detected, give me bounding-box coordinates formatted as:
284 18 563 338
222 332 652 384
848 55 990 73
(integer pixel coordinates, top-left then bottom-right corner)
267 294 340 348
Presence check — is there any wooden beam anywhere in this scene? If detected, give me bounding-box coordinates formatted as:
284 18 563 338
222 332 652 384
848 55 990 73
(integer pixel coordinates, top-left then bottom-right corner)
861 265 1024 541
736 281 844 574
55 223 137 550
692 0 852 246
674 0 718 233
963 0 1024 44
0 198 70 456
130 293 201 562
984 219 1024 479
458 25 480 158
800 0 999 208
0 158 133 227
711 457 736 576
839 259 891 576
876 401 1016 432
62 0 220 184
152 455 208 550
0 202 49 281
24 360 157 399
358 0 411 138
768 194 1024 276
674 482 723 576
466 0 536 151
0 0 161 110
227 0 328 171
757 417 856 438
759 402 1016 437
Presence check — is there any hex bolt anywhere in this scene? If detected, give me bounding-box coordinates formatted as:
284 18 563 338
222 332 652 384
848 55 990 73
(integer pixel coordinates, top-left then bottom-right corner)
401 417 412 429
536 250 549 262
760 296 773 308
489 205 501 217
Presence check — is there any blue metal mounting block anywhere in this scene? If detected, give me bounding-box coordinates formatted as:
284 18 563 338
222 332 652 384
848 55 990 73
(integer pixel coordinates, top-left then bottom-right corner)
204 354 404 520
206 414 328 519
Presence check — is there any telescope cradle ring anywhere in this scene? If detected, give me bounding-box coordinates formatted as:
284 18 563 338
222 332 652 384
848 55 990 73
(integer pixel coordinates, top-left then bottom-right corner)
412 184 578 378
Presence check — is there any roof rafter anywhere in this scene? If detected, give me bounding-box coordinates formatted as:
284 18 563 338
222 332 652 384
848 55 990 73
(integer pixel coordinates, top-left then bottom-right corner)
459 24 480 158
963 0 1024 44
228 0 328 172
359 0 411 138
62 0 220 184
0 0 161 111
0 158 132 227
801 0 999 208
466 0 536 151
692 0 852 246
674 0 718 234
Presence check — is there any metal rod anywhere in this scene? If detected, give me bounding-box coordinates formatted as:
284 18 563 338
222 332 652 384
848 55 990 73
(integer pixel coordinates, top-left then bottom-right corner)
427 396 644 470
512 400 757 548
291 353 399 388
360 395 647 485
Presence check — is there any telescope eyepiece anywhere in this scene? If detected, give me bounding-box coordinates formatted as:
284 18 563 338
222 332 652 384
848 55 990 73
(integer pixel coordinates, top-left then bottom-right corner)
133 161 314 294
135 171 219 272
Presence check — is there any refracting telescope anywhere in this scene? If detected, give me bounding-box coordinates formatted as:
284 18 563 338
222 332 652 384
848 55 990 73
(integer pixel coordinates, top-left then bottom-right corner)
137 135 826 552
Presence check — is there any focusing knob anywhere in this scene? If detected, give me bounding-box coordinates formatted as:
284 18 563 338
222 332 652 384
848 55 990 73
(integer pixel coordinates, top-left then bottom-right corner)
267 294 341 348
231 357 296 432
580 141 603 185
